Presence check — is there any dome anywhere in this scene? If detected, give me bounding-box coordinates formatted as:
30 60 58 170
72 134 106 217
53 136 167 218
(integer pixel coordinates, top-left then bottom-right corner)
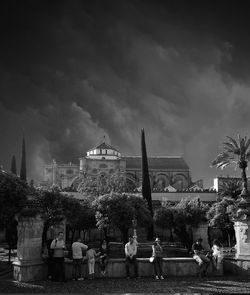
86 141 121 159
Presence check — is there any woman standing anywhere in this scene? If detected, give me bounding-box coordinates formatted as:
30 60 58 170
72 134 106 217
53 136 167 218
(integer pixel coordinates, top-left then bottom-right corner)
152 238 164 280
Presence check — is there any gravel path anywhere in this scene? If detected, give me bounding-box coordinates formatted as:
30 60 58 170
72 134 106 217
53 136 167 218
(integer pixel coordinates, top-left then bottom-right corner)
1 276 250 294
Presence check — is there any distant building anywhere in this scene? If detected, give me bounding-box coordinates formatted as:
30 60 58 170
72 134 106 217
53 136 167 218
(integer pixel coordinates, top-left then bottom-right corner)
43 139 192 190
213 176 250 192
43 160 79 189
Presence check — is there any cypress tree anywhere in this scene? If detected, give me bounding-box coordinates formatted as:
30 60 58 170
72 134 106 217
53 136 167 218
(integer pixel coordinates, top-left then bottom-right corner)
141 128 154 240
20 136 27 182
11 155 17 175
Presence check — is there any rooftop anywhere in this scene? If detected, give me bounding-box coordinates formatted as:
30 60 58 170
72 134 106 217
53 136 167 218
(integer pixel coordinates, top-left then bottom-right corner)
87 141 119 153
124 156 189 170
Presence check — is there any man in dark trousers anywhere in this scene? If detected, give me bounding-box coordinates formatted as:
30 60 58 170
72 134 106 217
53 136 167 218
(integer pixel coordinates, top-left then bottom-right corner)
124 236 138 279
50 232 66 282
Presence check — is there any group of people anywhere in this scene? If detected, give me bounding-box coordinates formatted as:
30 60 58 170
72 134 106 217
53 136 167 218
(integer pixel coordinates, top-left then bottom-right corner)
192 238 224 277
42 232 223 282
42 232 109 282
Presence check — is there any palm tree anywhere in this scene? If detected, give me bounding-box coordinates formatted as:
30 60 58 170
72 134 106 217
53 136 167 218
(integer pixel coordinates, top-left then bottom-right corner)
211 135 250 194
218 179 242 200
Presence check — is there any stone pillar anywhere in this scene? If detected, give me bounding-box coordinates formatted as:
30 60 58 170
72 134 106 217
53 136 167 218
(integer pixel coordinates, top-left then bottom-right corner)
234 219 250 259
192 222 209 250
13 215 46 282
230 192 250 274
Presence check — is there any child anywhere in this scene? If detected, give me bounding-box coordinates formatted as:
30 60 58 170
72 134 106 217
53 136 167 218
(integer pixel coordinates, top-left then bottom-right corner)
86 247 100 279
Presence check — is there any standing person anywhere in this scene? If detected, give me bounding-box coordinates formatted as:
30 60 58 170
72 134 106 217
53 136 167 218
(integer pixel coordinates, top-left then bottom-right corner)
152 238 164 280
192 238 210 277
72 237 88 281
211 239 223 271
124 236 138 279
86 246 100 279
50 232 66 282
99 239 109 276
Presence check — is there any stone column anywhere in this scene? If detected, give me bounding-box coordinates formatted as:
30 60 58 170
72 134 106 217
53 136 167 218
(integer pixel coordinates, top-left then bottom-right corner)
230 192 250 274
192 222 209 250
13 214 45 282
234 219 250 259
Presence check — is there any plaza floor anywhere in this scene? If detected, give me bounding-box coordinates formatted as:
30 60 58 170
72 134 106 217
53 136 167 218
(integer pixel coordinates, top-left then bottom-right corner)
1 276 250 294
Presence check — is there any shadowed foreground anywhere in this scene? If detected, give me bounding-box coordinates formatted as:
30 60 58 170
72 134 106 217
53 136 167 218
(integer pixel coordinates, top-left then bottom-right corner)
1 276 250 294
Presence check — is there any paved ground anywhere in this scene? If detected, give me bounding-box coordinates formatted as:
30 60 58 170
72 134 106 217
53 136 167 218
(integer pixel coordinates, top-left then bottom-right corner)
1 276 250 294
1 247 250 294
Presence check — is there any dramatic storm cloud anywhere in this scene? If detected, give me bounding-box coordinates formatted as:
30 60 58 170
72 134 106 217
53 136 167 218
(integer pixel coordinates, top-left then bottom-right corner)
1 0 250 186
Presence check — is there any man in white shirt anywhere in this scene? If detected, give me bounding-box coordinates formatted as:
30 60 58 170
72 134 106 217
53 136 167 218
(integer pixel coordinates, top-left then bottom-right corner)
124 236 138 278
72 238 88 280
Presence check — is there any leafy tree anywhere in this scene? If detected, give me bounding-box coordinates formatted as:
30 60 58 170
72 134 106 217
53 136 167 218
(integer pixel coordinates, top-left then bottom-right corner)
20 136 27 182
207 197 237 247
154 205 175 241
73 199 96 242
211 135 250 193
77 173 136 197
36 190 96 245
0 170 28 262
218 179 242 200
141 128 154 240
60 196 96 243
11 155 17 175
93 193 152 243
36 189 65 244
174 197 209 249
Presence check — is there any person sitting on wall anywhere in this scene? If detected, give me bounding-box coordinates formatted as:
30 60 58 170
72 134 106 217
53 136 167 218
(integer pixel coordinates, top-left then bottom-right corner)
124 236 138 279
99 239 109 276
192 238 210 277
50 232 67 282
211 239 223 272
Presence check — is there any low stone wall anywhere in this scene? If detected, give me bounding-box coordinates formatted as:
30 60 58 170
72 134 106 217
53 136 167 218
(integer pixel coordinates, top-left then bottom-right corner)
224 257 250 275
64 257 220 280
13 257 223 282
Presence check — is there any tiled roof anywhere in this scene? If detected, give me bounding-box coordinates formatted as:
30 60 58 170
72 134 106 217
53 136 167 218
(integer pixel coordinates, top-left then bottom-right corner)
124 156 189 170
87 142 119 152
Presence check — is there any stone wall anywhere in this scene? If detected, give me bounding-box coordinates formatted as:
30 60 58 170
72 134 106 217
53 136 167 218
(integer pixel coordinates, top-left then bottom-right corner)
63 257 218 280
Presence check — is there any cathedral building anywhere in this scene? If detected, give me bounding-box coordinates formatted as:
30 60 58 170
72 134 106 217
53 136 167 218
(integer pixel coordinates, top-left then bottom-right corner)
43 140 192 191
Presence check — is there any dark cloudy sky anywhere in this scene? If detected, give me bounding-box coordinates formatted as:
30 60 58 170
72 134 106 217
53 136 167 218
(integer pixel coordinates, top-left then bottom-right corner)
1 0 250 186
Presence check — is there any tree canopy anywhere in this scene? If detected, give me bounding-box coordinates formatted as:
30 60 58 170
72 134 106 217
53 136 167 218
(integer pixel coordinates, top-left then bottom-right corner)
0 170 28 226
93 193 152 243
206 197 237 246
154 204 175 241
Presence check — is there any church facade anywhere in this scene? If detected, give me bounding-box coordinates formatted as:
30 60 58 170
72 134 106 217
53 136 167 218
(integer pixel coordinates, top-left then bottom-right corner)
43 141 192 190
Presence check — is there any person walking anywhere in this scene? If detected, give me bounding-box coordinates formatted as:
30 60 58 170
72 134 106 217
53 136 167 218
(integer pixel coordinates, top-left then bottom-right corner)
192 238 210 277
50 232 66 282
86 246 100 279
124 236 138 279
152 238 164 280
72 237 88 281
99 239 109 276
